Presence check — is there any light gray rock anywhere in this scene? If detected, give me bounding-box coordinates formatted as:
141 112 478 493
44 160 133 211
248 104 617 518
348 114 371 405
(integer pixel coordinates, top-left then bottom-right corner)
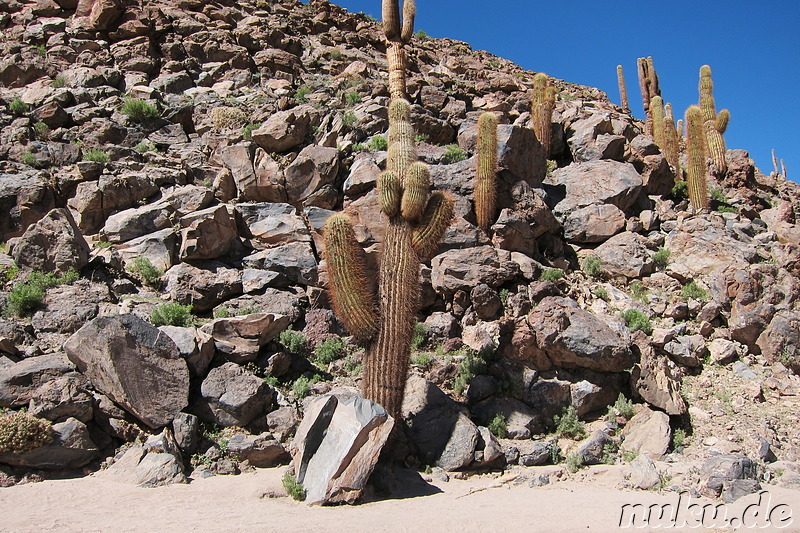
199 313 290 364
592 232 654 278
164 261 243 312
117 228 179 273
102 202 173 243
237 202 310 245
10 208 90 274
430 246 520 295
665 216 757 280
0 417 98 469
226 432 289 467
251 106 312 153
630 454 661 490
561 203 625 243
28 375 93 423
242 242 317 287
100 428 187 487
179 205 240 261
545 160 643 217
620 406 671 460
158 326 215 377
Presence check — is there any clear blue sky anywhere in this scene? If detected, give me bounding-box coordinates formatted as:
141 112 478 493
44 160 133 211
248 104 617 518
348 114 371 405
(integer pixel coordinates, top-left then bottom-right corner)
332 0 798 182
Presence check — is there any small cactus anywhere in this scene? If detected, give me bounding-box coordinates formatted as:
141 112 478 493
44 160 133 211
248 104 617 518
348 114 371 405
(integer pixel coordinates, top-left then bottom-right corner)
0 411 53 454
663 103 681 172
617 65 629 111
475 112 498 230
685 105 709 212
531 73 556 158
637 57 661 137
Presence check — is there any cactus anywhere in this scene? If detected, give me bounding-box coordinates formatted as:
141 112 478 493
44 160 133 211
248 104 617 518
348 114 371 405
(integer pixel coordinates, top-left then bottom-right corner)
663 103 681 173
637 57 661 137
698 65 729 175
475 112 498 230
531 73 555 158
617 65 629 111
685 105 709 212
382 0 415 99
650 96 666 151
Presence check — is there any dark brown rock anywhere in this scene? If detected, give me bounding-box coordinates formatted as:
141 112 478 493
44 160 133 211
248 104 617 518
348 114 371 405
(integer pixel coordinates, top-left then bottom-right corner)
10 208 90 274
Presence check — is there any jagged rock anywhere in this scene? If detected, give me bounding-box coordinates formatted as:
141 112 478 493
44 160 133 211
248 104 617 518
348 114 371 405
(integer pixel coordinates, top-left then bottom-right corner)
343 152 380 196
238 202 311 245
521 378 571 422
470 284 502 321
561 203 625 243
573 430 614 465
102 202 173 243
199 313 290 364
473 426 504 468
68 173 159 234
28 375 93 423
100 428 187 487
164 261 243 312
283 145 339 206
290 395 393 505
570 378 620 418
470 397 542 439
619 406 671 460
30 280 109 335
216 289 304 323
545 160 643 217
592 231 654 278
458 122 545 186
158 326 215 377
242 242 317 287
226 432 289 467
430 246 520 295
700 454 761 502
565 113 615 162
424 312 460 344
0 417 98 469
630 454 661 490
0 171 56 241
63 314 189 429
251 106 313 153
195 362 275 427
708 338 738 365
756 311 800 372
266 406 299 443
179 205 240 261
517 440 553 466
171 412 199 455
10 208 90 274
0 353 75 408
630 333 687 415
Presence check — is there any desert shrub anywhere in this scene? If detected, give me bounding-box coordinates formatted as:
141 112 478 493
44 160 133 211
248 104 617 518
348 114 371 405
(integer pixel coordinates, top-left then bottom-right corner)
211 106 247 131
52 75 66 88
0 264 19 284
4 269 78 317
582 255 602 277
135 140 157 153
410 351 433 368
414 133 430 143
593 287 609 301
672 428 686 449
0 411 53 454
342 111 358 128
540 268 564 283
498 288 510 306
710 188 726 202
366 135 387 151
121 98 160 122
279 327 307 355
554 405 585 439
292 375 319 399
565 452 584 473
21 151 41 168
717 205 736 213
442 144 466 164
606 393 635 420
487 413 507 439
415 29 429 39
33 121 50 139
652 247 671 269
242 122 261 139
282 472 306 501
83 149 109 164
344 91 361 105
411 321 428 351
621 309 653 335
670 180 688 201
315 337 345 366
151 302 193 327
629 280 649 302
128 257 162 286
681 280 707 301
453 349 485 396
351 142 367 152
9 98 29 116
293 85 312 102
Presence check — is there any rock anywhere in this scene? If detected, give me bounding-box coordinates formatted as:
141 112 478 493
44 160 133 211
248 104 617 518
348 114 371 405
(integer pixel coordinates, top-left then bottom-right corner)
592 232 654 279
195 363 275 427
266 406 299 443
237 202 310 245
164 261 243 312
28 375 93 423
199 313 290 364
117 228 179 273
0 171 56 241
179 205 240 261
102 203 173 243
226 432 289 467
343 152 380 196
570 378 620 418
630 454 661 490
0 417 98 469
620 406 671 460
0 353 75 408
522 378 571 422
470 284 502 321
171 412 199 455
565 113 615 162
573 430 614 465
100 428 187 487
462 322 499 355
630 333 687 415
545 160 643 217
470 397 542 439
708 338 738 365
756 311 800 372
251 106 313 153
662 335 705 368
524 297 634 372
283 145 339 206
158 326 215 377
458 123 544 186
242 242 317 287
700 454 761 502
63 314 189 429
30 280 108 335
665 216 757 279
290 395 393 505
68 173 158 234
561 204 625 243
430 246 520 295
10 208 90 274
473 426 504 468
517 440 553 466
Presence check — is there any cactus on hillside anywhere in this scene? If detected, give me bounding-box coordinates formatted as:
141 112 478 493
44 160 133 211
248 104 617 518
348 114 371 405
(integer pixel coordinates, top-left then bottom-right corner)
382 0 415 100
531 73 556 158
475 112 498 230
637 57 660 137
651 95 667 151
617 65 629 111
685 105 709 212
698 65 729 175
663 102 681 173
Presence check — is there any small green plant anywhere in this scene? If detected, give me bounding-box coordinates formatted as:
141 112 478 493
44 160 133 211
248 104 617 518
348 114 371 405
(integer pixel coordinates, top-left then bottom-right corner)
410 351 433 368
670 180 688 202
540 269 564 283
213 307 232 319
672 428 686 449
292 375 319 399
582 255 602 278
33 44 47 57
135 140 157 153
344 91 361 106
411 321 428 351
128 257 162 286
315 337 345 366
279 327 308 355
499 288 510 306
593 287 609 301
282 472 306 501
621 309 653 335
621 450 639 463
629 281 649 302
442 144 467 164
602 442 619 465
96 241 114 249
652 247 671 269
0 264 19 284
150 302 193 327
680 280 707 301
366 135 388 151
33 121 50 139
487 413 507 439
414 133 430 143
52 75 66 88
242 123 261 140
565 452 584 473
710 188 726 202
453 349 485 396
415 29 429 39
83 149 109 164
121 98 160 122
343 352 363 376
4 269 78 317
351 142 367 152
717 205 736 213
0 411 53 454
554 405 585 439
342 111 358 128
10 98 29 116
293 85 313 102
546 160 558 176
21 151 40 168
607 393 635 421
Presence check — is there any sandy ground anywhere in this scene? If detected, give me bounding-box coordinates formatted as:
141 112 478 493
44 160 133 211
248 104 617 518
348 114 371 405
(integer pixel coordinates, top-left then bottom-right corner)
2 466 799 533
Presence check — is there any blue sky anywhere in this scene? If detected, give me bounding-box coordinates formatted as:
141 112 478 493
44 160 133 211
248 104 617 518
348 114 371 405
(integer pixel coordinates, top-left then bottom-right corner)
332 0 798 182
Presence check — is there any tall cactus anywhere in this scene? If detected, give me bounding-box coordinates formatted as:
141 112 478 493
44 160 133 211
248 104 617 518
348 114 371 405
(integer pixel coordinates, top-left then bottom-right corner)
323 1 454 420
663 102 680 173
698 65 729 175
637 56 660 137
616 65 629 111
475 112 497 230
650 96 667 151
685 105 709 212
382 0 415 100
531 73 555 158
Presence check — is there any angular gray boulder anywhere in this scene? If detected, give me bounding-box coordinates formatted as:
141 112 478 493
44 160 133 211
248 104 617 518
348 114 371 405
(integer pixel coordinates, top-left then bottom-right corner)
10 208 90 274
195 362 275 427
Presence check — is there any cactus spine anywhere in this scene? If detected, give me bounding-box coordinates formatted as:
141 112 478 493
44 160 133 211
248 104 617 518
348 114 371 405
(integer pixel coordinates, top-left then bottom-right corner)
663 103 680 173
698 65 729 175
323 1 454 420
475 112 498 230
617 65 629 111
531 73 555 158
637 57 660 137
685 105 709 212
382 0 415 100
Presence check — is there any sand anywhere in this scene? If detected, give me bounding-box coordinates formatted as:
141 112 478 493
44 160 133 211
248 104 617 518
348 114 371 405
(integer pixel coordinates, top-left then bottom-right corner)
1 466 799 532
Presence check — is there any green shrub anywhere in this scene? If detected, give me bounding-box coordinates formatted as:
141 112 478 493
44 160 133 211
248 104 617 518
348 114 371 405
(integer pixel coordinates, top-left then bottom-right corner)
344 91 361 105
342 111 358 128
414 133 430 143
652 247 671 269
83 149 109 164
151 302 193 327
33 44 47 57
680 280 707 301
4 269 78 317
565 452 584 473
128 257 162 286
453 349 485 396
410 351 433 368
672 428 686 449
487 413 507 439
607 393 635 420
540 269 564 283
33 121 50 139
282 472 306 501
629 280 649 302
0 264 19 284
96 241 113 249
621 308 653 335
343 353 363 376
293 85 312 102
135 140 157 153
411 321 428 351
367 135 388 151
593 287 609 301
415 30 429 39
710 188 726 202
582 255 602 277
717 205 736 213
9 98 29 116
52 75 66 88
351 142 367 152
214 307 232 319
21 151 41 168
292 375 319 399
499 288 510 305
121 98 160 122
242 123 261 140
671 180 688 202
442 144 467 164
554 405 585 439
279 327 307 355
315 337 345 366
0 411 53 454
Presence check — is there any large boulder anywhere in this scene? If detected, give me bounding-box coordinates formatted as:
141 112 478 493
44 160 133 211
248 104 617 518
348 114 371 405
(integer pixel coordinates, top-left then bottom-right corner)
756 311 800 372
10 208 90 274
0 171 56 241
195 362 275 427
179 205 240 261
290 395 393 505
241 242 317 287
430 246 520 295
458 122 545 186
164 261 243 312
237 202 311 245
283 145 339 206
67 173 159 234
0 417 99 469
630 333 687 415
251 106 313 153
102 202 173 243
63 314 189 429
199 313 290 364
619 406 671 460
99 428 187 487
561 204 625 243
0 353 75 408
544 160 643 218
592 232 654 279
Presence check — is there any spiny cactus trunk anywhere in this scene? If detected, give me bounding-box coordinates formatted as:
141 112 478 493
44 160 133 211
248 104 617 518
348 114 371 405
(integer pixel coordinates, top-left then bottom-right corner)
531 73 555 159
475 112 497 230
387 42 407 100
637 57 660 137
663 103 681 173
651 95 666 151
698 65 729 175
617 65 629 111
686 105 709 212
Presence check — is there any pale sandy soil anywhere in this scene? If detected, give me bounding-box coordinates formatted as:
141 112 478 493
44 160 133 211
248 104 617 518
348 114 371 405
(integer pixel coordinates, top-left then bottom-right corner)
2 466 799 533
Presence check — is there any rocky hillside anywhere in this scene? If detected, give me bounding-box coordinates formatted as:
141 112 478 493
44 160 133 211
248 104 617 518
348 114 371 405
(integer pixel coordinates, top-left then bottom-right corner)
1 0 800 500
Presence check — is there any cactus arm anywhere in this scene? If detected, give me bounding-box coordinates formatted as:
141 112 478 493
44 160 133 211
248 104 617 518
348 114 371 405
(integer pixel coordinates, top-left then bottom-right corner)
651 95 666 150
663 103 681 173
378 170 402 217
617 64 629 111
401 162 430 221
382 0 400 40
412 191 455 261
475 112 498 230
685 105 709 212
716 109 730 134
400 0 415 43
